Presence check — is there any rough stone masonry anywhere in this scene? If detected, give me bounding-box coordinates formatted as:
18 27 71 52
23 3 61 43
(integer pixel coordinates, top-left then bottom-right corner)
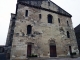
6 0 79 60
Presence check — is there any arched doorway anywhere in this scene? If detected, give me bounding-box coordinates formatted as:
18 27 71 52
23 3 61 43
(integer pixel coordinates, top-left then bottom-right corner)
49 40 57 57
69 46 73 57
27 42 33 57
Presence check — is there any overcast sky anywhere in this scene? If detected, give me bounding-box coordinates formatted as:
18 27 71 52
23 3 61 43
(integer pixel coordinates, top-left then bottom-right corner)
0 0 80 45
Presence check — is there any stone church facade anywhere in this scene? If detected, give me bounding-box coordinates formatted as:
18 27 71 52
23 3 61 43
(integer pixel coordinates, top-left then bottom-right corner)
6 0 79 60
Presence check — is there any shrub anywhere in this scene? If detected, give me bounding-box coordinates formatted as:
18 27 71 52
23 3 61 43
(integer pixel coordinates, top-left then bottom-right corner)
28 54 37 57
72 52 76 55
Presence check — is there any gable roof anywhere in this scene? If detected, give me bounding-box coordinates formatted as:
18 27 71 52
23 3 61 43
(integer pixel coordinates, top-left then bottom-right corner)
17 0 72 17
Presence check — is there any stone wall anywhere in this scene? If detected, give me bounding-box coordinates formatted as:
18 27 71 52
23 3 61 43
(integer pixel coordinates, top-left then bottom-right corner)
10 1 79 60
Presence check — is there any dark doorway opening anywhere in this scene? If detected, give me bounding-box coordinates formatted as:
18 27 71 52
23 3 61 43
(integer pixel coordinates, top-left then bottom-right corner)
27 45 32 57
69 46 73 57
50 45 57 57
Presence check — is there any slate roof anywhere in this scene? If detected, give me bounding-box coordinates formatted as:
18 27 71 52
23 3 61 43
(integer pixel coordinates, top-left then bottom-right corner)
17 0 72 17
75 24 80 33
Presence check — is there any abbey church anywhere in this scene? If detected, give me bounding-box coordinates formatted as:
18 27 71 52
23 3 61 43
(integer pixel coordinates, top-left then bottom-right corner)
3 0 79 60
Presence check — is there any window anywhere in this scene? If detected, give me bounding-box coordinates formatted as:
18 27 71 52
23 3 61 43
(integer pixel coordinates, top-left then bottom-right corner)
25 10 28 17
69 46 72 55
0 47 4 53
39 14 41 19
58 18 60 23
67 31 70 38
48 2 50 6
48 14 53 23
27 25 32 34
67 21 69 26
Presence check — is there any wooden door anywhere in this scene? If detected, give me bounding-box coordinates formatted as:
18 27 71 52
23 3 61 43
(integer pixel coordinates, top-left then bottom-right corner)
50 45 57 57
27 45 32 57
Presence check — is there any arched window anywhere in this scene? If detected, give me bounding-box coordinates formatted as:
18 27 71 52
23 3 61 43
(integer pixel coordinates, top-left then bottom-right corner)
27 25 32 34
67 31 70 38
67 21 69 26
25 10 28 17
58 18 60 23
39 14 41 19
48 2 50 6
48 14 53 23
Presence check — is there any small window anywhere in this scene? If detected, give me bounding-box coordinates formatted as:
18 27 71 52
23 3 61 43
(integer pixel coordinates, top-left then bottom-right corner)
48 2 50 6
48 14 53 23
25 10 28 17
67 31 70 38
69 46 72 55
67 21 69 26
27 25 32 34
39 14 41 19
58 18 60 23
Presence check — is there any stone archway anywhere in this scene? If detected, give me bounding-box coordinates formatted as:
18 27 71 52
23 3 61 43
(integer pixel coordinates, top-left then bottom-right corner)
27 42 33 57
49 39 57 57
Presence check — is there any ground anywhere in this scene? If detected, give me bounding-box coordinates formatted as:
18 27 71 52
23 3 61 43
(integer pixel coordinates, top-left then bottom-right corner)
27 57 80 60
46 57 80 60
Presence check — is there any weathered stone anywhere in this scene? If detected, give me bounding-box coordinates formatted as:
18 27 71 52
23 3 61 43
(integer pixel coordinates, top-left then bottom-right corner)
6 0 79 60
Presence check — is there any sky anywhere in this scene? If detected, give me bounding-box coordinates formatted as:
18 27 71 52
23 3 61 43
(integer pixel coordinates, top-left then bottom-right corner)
0 0 80 45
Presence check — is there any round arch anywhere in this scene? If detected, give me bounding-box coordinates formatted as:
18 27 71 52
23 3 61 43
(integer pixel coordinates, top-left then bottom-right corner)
47 14 53 23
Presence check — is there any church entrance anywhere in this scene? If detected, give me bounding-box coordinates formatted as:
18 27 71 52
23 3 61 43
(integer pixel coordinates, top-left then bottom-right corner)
50 45 57 57
69 46 73 57
27 45 32 57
